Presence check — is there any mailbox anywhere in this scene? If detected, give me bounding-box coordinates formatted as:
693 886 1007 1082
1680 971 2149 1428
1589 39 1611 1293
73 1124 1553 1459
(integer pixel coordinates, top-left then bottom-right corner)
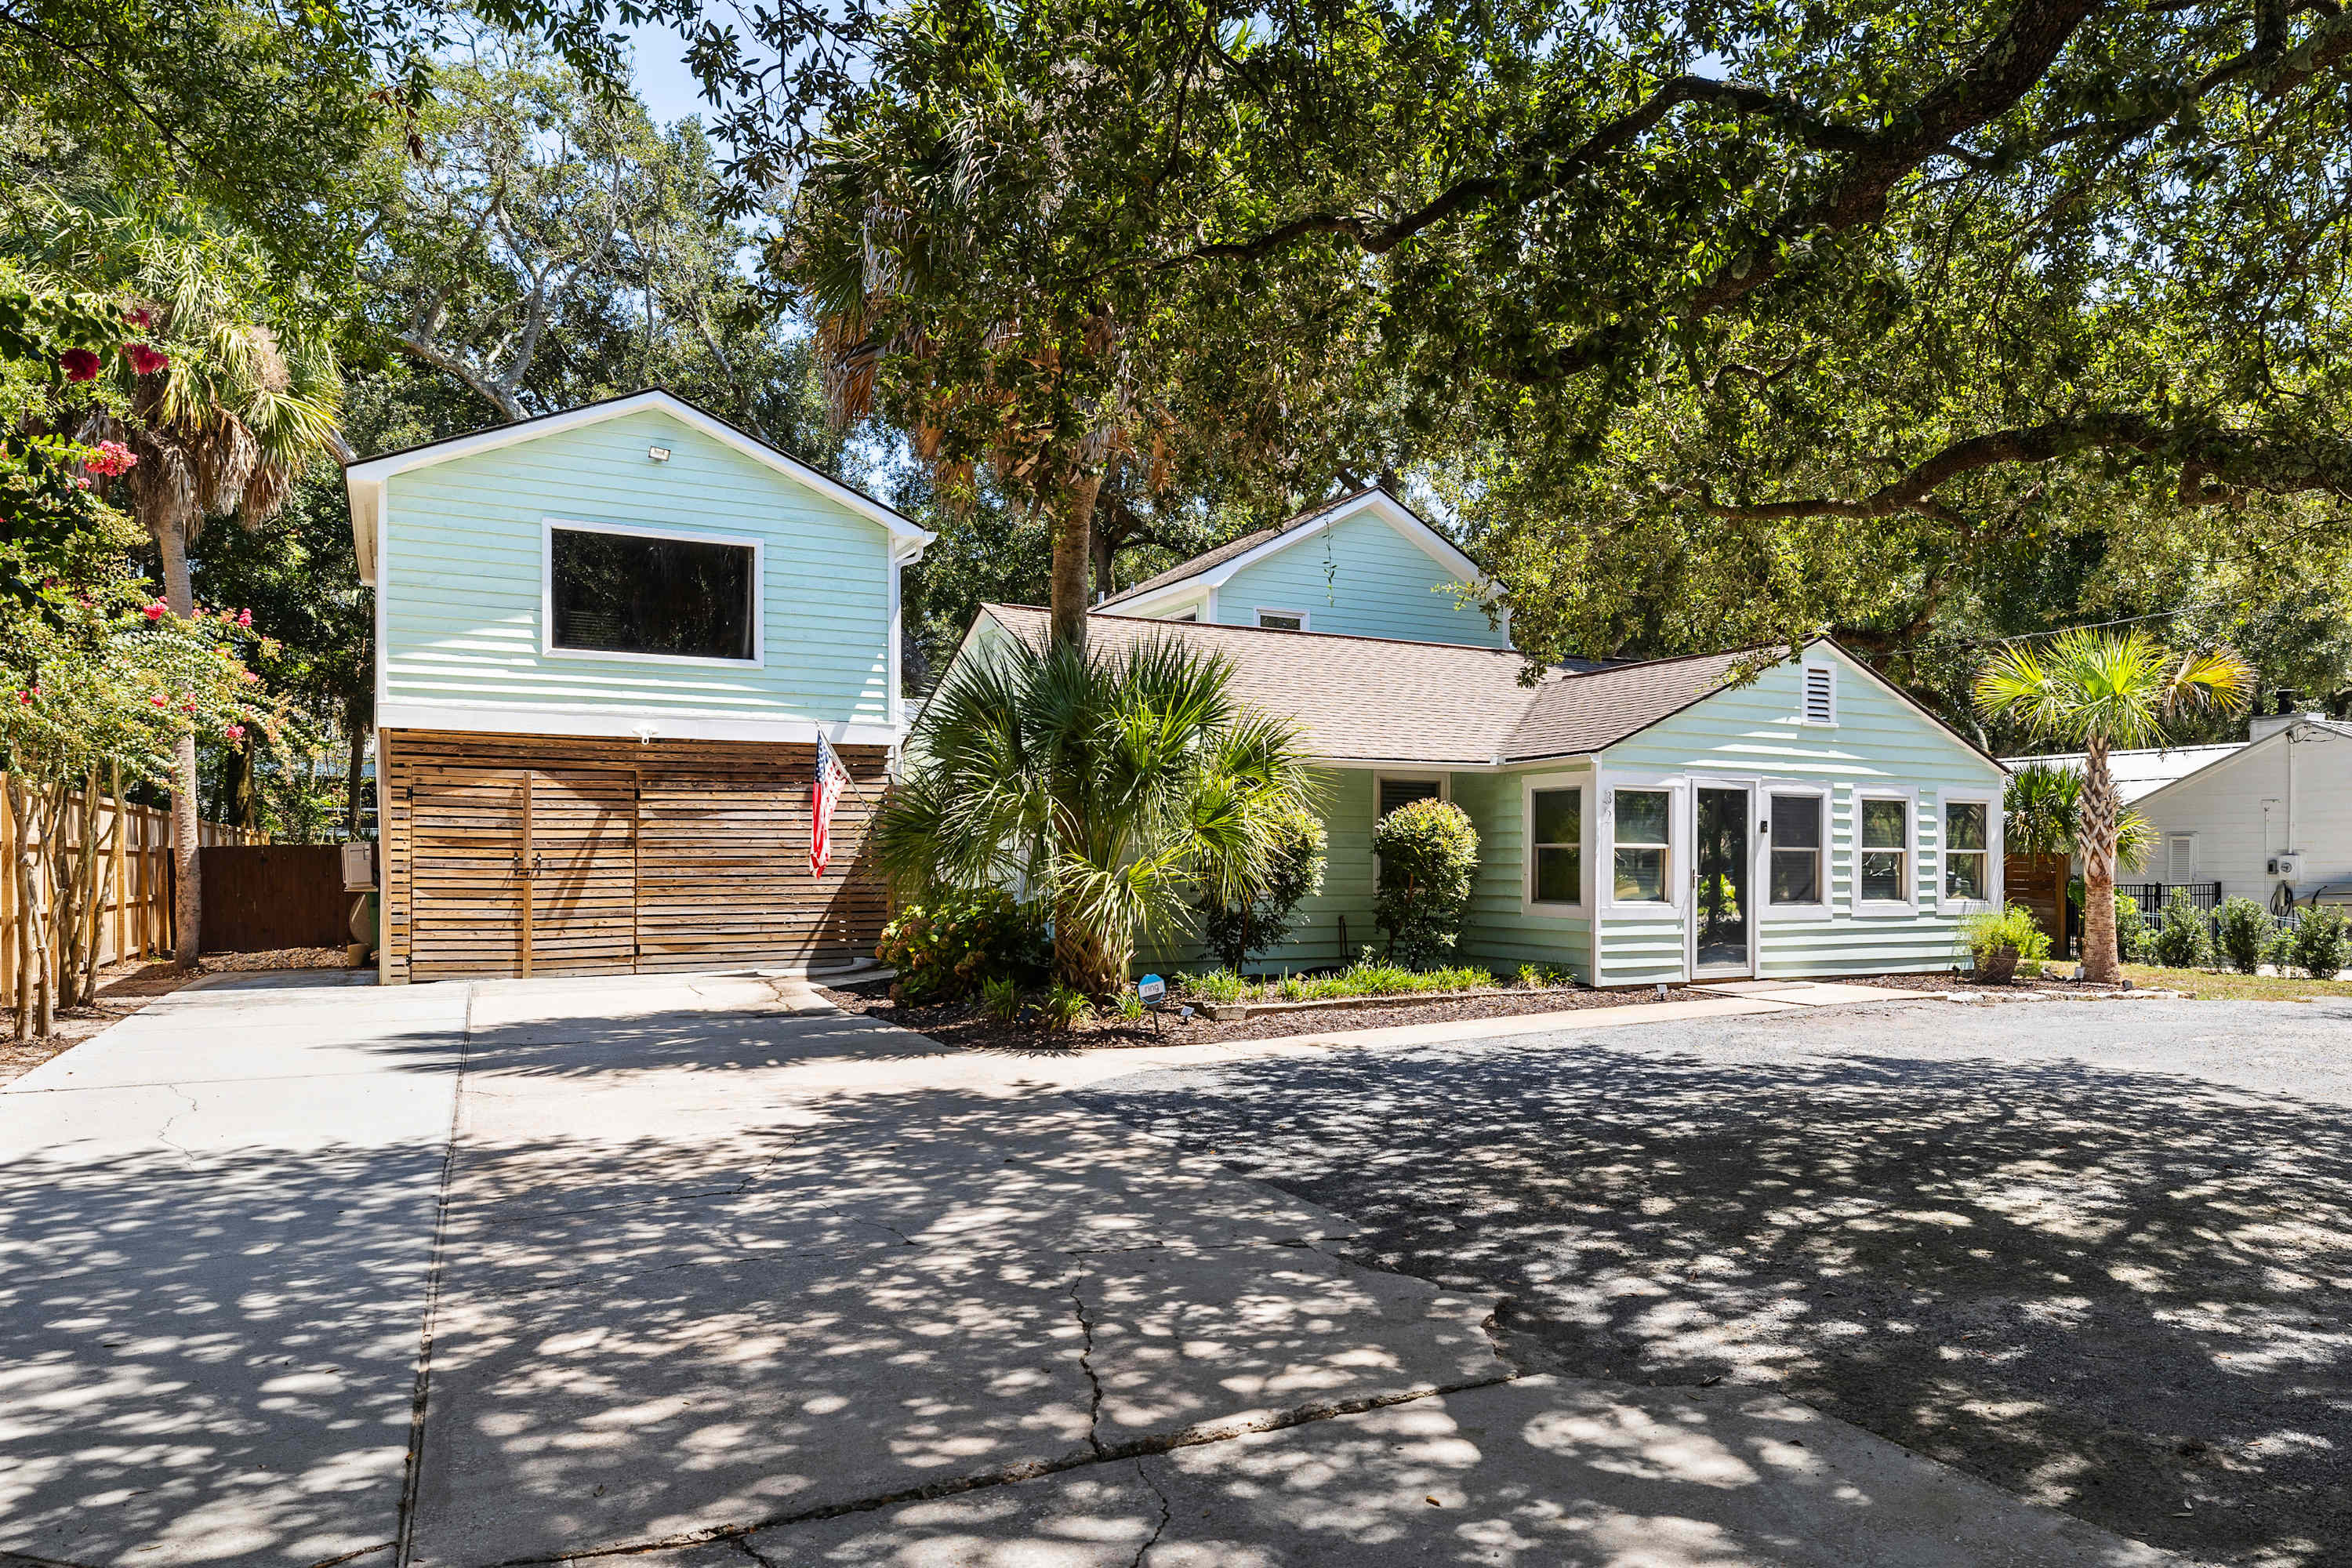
341 840 377 891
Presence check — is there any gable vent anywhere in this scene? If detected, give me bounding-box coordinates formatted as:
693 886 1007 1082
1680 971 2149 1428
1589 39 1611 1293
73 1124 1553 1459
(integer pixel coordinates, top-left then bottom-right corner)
1802 666 1836 725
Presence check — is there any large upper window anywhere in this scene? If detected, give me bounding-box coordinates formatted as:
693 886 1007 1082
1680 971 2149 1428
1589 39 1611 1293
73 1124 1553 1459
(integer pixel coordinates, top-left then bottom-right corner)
1769 793 1824 904
1944 800 1989 902
1529 786 1581 906
1859 797 1911 904
550 524 757 662
1613 789 1671 902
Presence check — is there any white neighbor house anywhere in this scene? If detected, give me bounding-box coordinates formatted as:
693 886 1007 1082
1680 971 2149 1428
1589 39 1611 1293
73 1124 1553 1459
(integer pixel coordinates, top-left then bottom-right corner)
2006 709 2352 913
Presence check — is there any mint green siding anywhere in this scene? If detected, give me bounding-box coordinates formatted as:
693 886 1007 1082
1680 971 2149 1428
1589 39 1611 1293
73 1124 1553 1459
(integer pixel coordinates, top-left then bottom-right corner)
380 409 892 726
1139 768 1381 975
1452 771 1592 977
1208 510 1509 647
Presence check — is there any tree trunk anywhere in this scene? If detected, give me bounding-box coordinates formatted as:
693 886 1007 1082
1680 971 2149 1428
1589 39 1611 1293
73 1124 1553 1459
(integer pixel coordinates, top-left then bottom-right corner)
9 775 32 1041
2079 731 2120 984
1051 891 1127 1000
154 520 202 968
1047 465 1105 649
346 728 368 838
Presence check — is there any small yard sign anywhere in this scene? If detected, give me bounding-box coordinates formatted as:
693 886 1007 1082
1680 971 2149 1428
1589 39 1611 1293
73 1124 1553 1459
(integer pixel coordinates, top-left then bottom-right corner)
1137 974 1166 1004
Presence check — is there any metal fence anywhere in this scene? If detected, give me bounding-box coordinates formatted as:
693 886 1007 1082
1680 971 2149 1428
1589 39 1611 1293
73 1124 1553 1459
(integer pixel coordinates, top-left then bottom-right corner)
2118 881 2222 916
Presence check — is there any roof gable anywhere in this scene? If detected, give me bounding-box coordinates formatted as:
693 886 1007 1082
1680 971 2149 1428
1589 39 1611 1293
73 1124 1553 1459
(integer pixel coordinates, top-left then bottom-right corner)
343 388 933 585
1094 488 1486 615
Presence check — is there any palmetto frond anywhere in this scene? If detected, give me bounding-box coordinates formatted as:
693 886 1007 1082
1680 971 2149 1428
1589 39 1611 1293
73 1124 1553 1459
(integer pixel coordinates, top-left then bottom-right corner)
1975 629 2255 749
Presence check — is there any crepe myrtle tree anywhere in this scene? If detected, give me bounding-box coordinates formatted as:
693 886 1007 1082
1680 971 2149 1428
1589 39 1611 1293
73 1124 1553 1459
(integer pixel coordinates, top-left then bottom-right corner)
1 576 305 1037
1976 630 2252 985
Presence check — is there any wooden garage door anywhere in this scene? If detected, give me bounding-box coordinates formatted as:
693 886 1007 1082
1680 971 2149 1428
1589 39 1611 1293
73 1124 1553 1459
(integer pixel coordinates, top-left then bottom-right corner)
408 767 637 978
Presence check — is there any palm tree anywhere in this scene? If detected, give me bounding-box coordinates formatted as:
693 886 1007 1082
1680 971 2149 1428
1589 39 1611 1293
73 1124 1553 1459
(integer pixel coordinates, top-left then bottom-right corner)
877 634 1319 996
27 195 348 964
1977 631 2252 983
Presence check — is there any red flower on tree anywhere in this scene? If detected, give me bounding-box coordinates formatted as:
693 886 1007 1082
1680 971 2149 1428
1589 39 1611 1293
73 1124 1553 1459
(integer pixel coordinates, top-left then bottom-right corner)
125 343 169 376
144 601 167 621
86 441 137 477
60 348 101 381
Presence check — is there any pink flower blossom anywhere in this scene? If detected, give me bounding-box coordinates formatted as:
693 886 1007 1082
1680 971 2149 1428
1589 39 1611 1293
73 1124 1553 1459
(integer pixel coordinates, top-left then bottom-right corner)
225 724 246 742
241 670 260 684
125 307 152 329
74 476 90 490
125 343 169 376
60 348 101 382
85 441 136 477
151 695 169 707
144 601 167 621
15 691 30 705
181 702 195 713
236 608 252 628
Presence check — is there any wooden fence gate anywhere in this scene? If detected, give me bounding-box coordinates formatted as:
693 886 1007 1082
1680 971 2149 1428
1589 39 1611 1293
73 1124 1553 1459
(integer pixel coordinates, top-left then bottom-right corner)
197 845 352 953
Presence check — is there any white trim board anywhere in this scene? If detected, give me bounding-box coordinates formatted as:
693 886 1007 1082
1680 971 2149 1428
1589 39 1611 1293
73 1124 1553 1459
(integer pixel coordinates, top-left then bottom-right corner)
376 699 901 748
345 388 935 585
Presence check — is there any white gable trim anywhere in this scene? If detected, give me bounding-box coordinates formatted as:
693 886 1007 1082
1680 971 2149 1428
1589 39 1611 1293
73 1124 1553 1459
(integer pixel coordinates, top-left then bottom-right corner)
344 389 934 586
1102 490 1494 620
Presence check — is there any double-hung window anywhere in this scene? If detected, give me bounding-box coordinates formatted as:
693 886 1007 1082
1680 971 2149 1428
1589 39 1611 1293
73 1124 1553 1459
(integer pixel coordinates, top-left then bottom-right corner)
1529 786 1582 906
1944 800 1991 902
547 521 759 663
1857 796 1912 906
1769 793 1824 905
1613 789 1672 902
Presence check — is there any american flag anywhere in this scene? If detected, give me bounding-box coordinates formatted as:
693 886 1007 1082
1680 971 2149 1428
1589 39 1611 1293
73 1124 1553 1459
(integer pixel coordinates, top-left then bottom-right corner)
811 731 851 877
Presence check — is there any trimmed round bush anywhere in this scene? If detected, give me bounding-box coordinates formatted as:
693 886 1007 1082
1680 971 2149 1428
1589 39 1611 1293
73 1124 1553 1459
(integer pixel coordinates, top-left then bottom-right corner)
2146 891 2212 969
2212 897 2273 976
2290 906 2350 982
1372 798 1479 967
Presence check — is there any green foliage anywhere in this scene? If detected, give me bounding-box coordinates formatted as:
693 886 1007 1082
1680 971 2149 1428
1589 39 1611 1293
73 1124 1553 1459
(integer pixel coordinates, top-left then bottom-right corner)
877 634 1317 995
2003 764 2155 873
2212 898 2274 977
1960 906 2052 981
979 975 1023 1023
1113 989 1145 1022
1184 960 1494 1005
1372 799 1479 967
1179 968 1250 1004
1036 981 1090 1032
2114 894 2147 964
875 889 1047 1004
2290 909 2352 983
2263 922 2299 974
2147 892 2214 970
1196 798 1326 972
1518 963 1570 988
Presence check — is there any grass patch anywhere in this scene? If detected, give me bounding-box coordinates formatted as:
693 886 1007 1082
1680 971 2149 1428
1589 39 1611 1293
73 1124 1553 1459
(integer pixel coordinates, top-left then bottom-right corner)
2119 963 2352 1001
1179 960 1496 1004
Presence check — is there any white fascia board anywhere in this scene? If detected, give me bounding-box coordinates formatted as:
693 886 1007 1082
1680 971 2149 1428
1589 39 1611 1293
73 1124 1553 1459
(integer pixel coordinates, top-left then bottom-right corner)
343 389 936 557
376 699 902 749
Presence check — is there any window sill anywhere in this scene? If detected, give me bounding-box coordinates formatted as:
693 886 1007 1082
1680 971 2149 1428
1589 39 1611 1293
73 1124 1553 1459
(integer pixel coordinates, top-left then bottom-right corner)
1523 899 1588 919
544 644 763 670
1601 899 1680 918
1852 900 1918 917
1759 903 1834 921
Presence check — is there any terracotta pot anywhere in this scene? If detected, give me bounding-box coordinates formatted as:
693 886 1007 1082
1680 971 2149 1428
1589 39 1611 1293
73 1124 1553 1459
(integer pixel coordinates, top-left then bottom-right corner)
1976 944 2020 985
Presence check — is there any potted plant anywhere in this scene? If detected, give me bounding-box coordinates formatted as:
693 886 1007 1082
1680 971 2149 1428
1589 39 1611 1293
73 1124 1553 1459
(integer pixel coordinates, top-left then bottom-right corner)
1961 906 2052 985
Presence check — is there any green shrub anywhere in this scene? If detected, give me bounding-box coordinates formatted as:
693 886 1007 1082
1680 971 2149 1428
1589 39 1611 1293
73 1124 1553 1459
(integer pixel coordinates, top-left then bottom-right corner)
1196 800 1327 971
1036 981 1091 1031
2146 891 2212 968
1180 968 1250 1003
2262 922 2298 973
1113 990 1145 1022
877 890 1049 1003
2114 893 2146 963
1517 962 1570 988
1372 798 1479 967
2290 906 2351 982
980 975 1023 1022
1960 905 2050 981
2212 898 2274 976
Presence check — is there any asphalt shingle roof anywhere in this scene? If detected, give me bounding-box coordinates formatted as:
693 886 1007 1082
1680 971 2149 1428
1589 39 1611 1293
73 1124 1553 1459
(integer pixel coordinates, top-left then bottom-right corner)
976 605 1768 766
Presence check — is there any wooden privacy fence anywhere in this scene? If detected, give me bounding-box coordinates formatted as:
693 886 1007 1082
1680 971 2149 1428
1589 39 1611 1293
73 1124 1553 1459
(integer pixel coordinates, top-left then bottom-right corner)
199 844 352 953
0 787 265 995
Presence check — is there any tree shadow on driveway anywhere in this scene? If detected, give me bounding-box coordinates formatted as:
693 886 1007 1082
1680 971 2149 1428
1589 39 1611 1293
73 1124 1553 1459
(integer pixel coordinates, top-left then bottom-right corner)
1071 1043 2352 1568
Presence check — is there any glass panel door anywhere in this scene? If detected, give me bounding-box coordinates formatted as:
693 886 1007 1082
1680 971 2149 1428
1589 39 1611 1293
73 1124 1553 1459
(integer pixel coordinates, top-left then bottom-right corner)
1694 786 1751 976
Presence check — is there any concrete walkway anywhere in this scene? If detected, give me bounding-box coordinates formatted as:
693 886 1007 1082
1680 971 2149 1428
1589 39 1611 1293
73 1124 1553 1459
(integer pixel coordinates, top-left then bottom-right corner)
0 973 2168 1567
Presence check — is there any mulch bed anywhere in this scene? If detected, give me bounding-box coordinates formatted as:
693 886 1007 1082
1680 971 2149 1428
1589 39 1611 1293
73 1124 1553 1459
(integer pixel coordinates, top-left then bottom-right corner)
1849 970 2128 996
817 977 1711 1051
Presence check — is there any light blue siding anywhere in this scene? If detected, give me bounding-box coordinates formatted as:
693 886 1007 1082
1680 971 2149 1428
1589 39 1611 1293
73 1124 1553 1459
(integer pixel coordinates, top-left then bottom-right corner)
1141 768 1382 976
1452 771 1593 978
380 409 893 726
1206 510 1509 647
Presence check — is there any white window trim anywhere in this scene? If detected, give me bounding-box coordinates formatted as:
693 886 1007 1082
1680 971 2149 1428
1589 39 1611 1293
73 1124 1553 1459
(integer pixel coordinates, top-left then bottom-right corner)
1936 788 2002 915
1852 785 1920 914
1759 782 1834 920
1519 768 1592 916
541 515 765 669
1798 662 1838 727
1599 773 1683 916
1686 775 1761 979
1254 606 1311 632
2165 831 2198 884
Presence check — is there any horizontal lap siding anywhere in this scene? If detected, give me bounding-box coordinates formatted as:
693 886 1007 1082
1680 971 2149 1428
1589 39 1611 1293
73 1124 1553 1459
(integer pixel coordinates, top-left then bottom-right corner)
1598 645 2002 981
1453 771 1592 980
382 411 891 726
380 729 888 982
1212 511 1509 648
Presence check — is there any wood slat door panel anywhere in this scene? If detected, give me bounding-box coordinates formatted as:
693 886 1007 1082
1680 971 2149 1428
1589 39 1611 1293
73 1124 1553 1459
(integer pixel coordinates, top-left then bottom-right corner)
526 769 638 975
409 768 528 980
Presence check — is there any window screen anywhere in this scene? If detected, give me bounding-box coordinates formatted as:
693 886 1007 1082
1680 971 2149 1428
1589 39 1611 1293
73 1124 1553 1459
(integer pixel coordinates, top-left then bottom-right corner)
1613 788 1671 902
1378 778 1443 818
550 527 756 661
1944 800 1989 901
1860 797 1909 902
1769 793 1823 904
1530 786 1581 904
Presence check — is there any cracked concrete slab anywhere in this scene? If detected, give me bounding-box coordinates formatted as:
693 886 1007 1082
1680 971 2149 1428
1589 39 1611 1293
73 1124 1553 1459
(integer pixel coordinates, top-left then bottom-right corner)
746 1376 2173 1567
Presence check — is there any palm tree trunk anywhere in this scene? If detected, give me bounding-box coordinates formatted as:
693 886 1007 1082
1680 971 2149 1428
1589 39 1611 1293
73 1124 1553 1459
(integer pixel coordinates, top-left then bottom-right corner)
2080 732 2120 983
155 520 202 969
1047 464 1104 650
1051 894 1127 999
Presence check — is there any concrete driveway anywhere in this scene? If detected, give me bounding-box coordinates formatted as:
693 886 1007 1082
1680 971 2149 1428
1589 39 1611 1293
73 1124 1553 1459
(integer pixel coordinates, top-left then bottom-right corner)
2 975 2175 1568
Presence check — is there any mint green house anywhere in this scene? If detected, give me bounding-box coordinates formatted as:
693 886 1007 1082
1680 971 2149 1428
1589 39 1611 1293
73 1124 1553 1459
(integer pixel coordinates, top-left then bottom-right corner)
951 491 2007 984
